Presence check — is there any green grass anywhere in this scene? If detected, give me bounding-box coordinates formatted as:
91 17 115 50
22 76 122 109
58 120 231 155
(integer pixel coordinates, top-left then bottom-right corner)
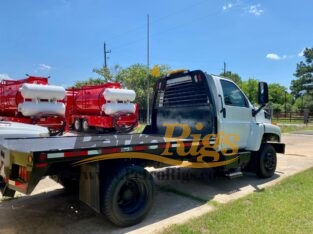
162 167 313 234
273 119 306 124
277 124 313 133
133 123 146 133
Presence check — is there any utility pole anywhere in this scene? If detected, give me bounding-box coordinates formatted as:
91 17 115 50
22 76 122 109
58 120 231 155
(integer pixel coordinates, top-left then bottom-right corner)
223 62 226 76
104 42 111 68
146 14 150 125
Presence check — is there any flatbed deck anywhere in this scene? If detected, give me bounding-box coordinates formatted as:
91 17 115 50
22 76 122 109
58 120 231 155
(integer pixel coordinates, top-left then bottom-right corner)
0 134 191 153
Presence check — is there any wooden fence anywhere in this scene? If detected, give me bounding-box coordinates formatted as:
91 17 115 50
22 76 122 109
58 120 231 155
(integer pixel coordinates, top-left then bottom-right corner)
272 111 313 123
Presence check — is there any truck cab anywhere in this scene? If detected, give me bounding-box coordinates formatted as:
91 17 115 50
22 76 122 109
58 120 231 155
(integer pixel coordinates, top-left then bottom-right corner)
150 69 283 153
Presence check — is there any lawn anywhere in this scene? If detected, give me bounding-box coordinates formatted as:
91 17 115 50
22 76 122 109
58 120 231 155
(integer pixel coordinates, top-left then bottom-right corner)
163 167 313 234
278 123 313 133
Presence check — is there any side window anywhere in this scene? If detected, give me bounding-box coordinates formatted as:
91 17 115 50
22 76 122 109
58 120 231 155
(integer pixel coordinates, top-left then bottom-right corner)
220 80 248 107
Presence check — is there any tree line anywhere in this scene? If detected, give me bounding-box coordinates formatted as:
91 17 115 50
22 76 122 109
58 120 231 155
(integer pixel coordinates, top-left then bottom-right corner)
73 47 313 113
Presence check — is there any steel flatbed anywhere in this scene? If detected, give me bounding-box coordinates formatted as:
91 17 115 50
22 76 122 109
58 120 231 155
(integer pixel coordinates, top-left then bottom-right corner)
0 134 192 153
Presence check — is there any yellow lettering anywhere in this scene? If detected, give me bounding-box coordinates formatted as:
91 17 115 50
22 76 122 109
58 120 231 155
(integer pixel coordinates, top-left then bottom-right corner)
197 133 220 161
162 123 191 156
221 133 240 155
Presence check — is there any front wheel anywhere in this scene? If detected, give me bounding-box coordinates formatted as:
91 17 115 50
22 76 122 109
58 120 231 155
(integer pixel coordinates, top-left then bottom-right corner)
256 144 277 178
101 166 154 227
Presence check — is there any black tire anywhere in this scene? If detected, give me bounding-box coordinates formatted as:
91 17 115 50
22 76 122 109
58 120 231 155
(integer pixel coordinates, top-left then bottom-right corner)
74 118 82 132
256 144 277 178
113 115 135 133
114 123 135 133
101 166 154 227
82 119 89 132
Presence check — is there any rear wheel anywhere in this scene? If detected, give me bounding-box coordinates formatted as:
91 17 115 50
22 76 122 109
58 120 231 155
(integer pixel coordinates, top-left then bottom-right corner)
74 118 82 132
101 166 154 227
256 143 277 178
82 119 89 132
114 123 135 133
113 116 135 133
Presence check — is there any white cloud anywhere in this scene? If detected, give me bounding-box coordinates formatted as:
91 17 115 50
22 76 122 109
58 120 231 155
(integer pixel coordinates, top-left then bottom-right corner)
38 64 52 71
266 53 280 60
0 73 12 80
222 3 233 11
248 4 264 16
298 48 305 57
266 53 290 60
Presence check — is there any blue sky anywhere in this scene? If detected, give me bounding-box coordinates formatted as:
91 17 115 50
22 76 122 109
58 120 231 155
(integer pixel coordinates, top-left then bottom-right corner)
0 0 312 89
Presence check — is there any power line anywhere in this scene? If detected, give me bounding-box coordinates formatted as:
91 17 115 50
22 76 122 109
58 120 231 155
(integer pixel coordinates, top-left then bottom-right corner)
106 1 211 53
146 14 150 125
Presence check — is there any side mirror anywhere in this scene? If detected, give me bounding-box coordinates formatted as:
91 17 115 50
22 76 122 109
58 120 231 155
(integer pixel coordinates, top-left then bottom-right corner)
258 82 268 105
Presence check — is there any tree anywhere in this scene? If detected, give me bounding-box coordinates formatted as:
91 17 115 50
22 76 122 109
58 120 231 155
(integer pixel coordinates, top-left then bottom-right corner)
268 83 290 105
292 93 313 112
241 78 259 104
115 64 170 108
73 65 122 87
73 64 170 108
290 47 313 96
92 65 123 82
74 77 105 87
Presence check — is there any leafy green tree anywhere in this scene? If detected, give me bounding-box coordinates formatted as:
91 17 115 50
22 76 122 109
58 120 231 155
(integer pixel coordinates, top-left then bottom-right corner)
292 94 313 112
73 64 170 108
74 77 105 87
115 64 170 108
92 65 123 82
272 103 283 113
290 47 313 96
241 78 258 104
73 65 122 87
268 83 290 105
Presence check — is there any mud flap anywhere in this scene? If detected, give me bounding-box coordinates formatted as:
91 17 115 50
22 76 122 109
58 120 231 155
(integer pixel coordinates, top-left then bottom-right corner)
79 163 100 213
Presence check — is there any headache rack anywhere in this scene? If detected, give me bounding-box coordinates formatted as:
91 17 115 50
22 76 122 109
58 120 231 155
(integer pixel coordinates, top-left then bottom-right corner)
156 73 209 108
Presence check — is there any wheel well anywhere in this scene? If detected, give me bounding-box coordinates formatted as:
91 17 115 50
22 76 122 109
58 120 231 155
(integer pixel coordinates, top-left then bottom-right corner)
262 133 285 154
262 133 280 143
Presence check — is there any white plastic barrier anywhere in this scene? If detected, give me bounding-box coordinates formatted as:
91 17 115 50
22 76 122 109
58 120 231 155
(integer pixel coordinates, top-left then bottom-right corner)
103 88 136 102
20 83 66 100
102 103 136 115
18 102 66 116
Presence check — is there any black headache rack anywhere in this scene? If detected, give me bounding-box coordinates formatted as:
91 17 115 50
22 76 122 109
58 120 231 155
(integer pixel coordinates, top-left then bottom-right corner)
150 69 217 137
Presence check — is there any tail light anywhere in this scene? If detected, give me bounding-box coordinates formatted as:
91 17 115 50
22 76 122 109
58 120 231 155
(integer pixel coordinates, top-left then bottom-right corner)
18 166 29 182
35 152 48 168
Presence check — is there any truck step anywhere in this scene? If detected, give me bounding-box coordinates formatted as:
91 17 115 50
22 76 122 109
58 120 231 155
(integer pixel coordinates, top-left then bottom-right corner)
225 171 243 179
